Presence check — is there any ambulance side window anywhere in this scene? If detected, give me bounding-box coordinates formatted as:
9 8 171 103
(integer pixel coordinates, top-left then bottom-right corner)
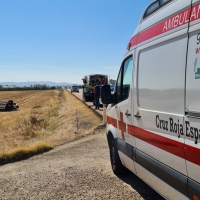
144 1 160 18
143 0 172 19
116 57 133 103
123 57 132 100
116 68 122 103
161 0 172 5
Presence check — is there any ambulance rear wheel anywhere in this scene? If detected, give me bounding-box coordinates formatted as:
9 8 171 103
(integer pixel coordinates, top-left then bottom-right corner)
109 140 127 175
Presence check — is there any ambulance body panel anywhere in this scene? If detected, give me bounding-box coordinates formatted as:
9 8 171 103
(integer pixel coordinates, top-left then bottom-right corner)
135 162 189 200
137 0 191 48
184 0 200 189
105 0 200 199
134 29 189 180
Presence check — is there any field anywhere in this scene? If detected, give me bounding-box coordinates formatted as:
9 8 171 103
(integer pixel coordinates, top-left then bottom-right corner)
0 89 102 163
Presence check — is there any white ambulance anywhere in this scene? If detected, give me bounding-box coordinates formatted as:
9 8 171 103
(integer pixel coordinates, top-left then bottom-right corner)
101 0 200 199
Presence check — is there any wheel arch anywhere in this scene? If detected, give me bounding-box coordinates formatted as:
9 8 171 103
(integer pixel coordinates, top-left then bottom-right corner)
106 124 118 146
107 127 128 175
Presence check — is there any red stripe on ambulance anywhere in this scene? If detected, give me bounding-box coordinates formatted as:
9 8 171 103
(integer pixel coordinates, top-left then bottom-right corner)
135 127 185 160
128 4 200 47
107 116 117 128
107 116 200 167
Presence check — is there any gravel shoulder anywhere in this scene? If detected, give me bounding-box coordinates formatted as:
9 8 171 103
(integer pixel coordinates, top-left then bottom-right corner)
0 129 164 200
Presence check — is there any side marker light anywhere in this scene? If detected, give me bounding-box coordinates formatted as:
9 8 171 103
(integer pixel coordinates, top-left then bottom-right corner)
126 42 131 50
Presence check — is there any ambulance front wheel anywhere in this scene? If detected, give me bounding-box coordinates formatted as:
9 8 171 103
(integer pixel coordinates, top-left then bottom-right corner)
109 140 127 175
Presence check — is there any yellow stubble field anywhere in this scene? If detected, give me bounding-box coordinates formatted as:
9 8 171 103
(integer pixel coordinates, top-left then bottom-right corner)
0 89 102 156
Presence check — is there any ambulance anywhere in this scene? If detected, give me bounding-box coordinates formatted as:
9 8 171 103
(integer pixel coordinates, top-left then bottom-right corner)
101 0 200 199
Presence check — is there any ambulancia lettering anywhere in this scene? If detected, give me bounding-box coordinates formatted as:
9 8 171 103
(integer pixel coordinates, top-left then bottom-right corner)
163 10 189 32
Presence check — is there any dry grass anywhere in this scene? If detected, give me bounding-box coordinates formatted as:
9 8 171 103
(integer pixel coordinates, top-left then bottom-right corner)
0 142 53 165
0 89 102 164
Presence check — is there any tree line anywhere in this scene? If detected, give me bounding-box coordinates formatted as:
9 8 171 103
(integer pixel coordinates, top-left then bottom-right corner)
0 84 62 91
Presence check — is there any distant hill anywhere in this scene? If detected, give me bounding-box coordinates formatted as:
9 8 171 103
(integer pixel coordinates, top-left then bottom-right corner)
0 81 79 87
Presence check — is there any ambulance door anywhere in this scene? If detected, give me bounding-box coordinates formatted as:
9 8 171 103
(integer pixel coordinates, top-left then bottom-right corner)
184 0 200 198
113 53 136 174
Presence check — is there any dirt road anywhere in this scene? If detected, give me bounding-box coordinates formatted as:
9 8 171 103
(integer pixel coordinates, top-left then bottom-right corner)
0 129 164 200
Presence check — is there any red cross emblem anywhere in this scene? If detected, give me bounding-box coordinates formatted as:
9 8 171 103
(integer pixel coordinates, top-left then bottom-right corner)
118 112 126 141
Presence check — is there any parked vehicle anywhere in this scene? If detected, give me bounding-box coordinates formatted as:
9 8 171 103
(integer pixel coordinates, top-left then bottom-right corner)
101 0 200 199
0 100 19 111
82 74 108 101
71 85 79 93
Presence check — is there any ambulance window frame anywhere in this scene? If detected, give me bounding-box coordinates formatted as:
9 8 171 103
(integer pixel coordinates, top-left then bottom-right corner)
160 0 172 6
115 56 133 104
143 0 172 19
143 1 160 19
116 67 122 103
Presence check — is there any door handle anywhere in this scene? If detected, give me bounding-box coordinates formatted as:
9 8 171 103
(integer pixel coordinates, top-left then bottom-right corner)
134 113 141 119
125 112 131 116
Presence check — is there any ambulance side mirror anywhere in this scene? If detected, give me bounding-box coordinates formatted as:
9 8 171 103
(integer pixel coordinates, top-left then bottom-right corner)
101 84 112 104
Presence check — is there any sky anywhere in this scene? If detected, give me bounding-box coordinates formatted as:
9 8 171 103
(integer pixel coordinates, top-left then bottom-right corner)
0 0 153 84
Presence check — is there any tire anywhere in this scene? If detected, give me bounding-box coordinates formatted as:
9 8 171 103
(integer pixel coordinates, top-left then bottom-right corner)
109 139 127 175
84 95 88 102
